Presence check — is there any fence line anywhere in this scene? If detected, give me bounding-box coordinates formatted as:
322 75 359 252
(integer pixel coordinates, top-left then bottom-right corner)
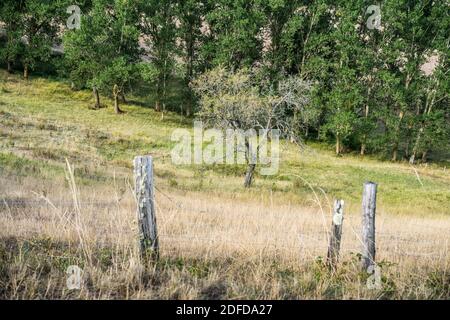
2 154 449 267
157 237 446 258
0 199 118 207
2 196 449 231
2 199 447 238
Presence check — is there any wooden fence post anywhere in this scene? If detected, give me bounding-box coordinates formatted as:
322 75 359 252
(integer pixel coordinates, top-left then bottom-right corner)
327 199 344 269
361 182 377 271
134 156 159 260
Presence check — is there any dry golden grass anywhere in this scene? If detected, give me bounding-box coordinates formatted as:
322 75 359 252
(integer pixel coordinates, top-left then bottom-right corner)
0 168 448 299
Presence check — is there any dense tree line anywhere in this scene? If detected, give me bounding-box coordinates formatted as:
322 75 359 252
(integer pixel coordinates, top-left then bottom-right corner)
0 0 448 163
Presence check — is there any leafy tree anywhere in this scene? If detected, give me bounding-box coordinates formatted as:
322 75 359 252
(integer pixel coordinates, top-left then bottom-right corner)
255 0 300 80
192 66 311 187
407 0 449 163
96 57 138 114
320 2 364 155
140 0 177 114
378 0 442 161
63 0 103 108
0 0 26 73
20 0 67 79
1 0 448 162
175 0 208 116
322 71 361 155
274 0 335 138
201 0 265 70
64 0 141 113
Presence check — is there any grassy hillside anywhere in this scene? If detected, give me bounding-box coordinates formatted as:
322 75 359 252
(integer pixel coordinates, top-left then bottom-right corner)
0 71 449 299
0 70 449 216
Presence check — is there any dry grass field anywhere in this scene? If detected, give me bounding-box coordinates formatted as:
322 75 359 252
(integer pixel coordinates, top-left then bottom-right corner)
0 71 449 299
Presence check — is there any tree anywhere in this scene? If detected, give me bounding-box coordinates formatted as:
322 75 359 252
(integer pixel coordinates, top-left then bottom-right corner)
201 0 265 70
64 0 141 113
255 0 300 80
192 66 311 187
140 0 177 114
320 1 364 155
0 0 25 73
407 0 449 163
175 0 208 116
20 0 65 79
378 0 442 161
95 0 141 114
96 57 137 114
323 73 361 155
63 0 103 108
276 0 337 139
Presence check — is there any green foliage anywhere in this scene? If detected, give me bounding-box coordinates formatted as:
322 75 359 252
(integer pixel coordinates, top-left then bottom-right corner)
1 70 449 215
0 0 25 71
201 0 265 69
28 1 72 75
139 0 178 111
0 0 448 161
192 66 311 137
64 0 141 112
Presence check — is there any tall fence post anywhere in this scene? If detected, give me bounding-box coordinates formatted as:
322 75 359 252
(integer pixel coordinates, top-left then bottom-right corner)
327 199 344 269
134 155 159 260
361 182 377 271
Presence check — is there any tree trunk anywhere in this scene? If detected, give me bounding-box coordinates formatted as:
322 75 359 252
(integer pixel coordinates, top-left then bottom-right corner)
162 61 167 117
113 85 123 114
410 85 437 164
391 76 411 161
244 135 257 188
184 31 194 118
360 95 370 156
392 140 399 161
392 148 398 162
391 111 404 161
155 100 161 112
392 73 413 161
404 135 411 159
360 143 366 156
185 103 192 117
244 164 256 188
409 127 424 164
7 61 13 73
421 150 428 163
336 135 341 155
23 64 29 80
114 94 120 114
93 87 101 109
114 95 123 114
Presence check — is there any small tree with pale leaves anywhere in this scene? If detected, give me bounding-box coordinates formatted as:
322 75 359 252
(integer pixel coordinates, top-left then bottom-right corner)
192 66 311 187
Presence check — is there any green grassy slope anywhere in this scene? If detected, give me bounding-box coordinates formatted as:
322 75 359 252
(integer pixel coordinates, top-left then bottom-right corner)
0 70 449 216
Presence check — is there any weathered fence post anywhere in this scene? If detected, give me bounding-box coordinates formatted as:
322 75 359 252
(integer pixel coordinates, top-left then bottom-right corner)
327 199 344 269
134 156 159 260
361 182 377 271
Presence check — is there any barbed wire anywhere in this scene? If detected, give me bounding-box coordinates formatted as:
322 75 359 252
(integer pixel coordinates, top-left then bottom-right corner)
154 186 183 209
0 199 118 208
2 198 448 237
1 190 448 260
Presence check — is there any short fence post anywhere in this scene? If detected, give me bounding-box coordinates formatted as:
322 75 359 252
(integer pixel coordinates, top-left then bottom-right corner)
134 156 159 260
327 199 344 269
361 182 377 271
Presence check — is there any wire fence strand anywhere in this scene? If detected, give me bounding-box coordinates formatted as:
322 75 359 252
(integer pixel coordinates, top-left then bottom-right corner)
2 188 449 261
